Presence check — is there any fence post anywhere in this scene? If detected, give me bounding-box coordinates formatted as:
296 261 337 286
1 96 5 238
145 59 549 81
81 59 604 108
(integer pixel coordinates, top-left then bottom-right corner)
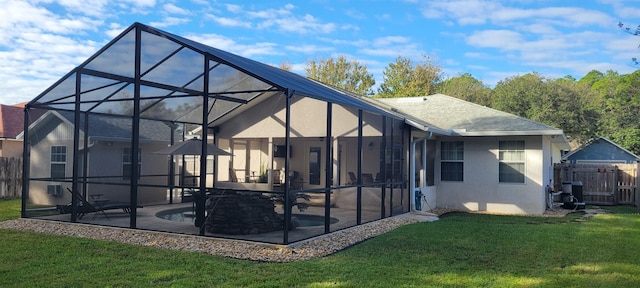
613 166 619 205
636 163 640 213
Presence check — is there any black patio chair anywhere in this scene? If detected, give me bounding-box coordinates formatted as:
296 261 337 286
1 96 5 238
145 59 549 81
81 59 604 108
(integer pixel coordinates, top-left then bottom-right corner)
56 188 142 219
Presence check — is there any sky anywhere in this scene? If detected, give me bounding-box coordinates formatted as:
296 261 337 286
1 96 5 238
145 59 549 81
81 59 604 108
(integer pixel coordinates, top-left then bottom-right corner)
1 0 639 105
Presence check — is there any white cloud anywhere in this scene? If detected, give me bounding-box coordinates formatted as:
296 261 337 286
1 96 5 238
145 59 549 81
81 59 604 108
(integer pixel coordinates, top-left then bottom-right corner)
285 44 334 54
163 3 191 15
420 0 502 25
184 33 281 58
122 0 156 7
55 0 110 17
466 30 524 50
106 23 127 38
150 17 191 28
225 4 243 14
606 0 640 20
256 14 336 34
421 0 614 28
205 14 251 28
372 36 411 46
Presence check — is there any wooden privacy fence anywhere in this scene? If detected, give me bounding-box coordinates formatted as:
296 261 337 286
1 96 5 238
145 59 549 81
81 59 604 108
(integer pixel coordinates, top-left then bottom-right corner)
554 163 638 205
0 157 22 199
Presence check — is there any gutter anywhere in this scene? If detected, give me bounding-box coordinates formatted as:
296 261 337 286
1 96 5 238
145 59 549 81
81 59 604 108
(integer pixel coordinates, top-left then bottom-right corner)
404 118 450 136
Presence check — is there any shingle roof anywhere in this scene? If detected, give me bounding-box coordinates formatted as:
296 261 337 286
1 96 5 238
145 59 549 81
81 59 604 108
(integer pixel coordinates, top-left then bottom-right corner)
375 94 563 135
562 136 640 161
55 111 171 142
0 105 25 138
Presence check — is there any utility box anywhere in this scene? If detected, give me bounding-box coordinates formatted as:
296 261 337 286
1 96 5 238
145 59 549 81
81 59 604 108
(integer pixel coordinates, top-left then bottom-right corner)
571 181 583 203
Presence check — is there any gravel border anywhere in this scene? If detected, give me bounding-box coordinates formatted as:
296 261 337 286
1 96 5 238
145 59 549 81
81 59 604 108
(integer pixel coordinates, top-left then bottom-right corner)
0 207 578 262
0 216 420 262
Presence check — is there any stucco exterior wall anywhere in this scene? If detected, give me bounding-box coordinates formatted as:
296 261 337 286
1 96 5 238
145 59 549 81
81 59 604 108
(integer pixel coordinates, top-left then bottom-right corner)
435 135 547 215
216 95 388 188
27 116 169 206
217 95 384 139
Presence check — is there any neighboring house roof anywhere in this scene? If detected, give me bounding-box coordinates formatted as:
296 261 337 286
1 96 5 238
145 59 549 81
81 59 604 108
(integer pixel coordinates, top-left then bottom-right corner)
375 94 570 148
22 110 171 142
0 104 24 139
562 136 640 163
62 111 172 142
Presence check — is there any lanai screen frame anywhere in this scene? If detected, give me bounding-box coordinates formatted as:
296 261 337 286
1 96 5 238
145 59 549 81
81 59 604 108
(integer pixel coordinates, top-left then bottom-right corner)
21 22 408 244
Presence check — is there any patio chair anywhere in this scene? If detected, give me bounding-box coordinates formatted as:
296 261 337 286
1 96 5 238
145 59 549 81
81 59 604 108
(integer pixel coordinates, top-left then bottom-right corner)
229 168 239 182
362 173 374 185
57 188 142 219
272 169 283 191
348 172 357 185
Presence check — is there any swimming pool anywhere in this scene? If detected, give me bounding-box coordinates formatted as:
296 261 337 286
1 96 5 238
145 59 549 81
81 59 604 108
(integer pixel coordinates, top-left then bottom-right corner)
156 207 338 227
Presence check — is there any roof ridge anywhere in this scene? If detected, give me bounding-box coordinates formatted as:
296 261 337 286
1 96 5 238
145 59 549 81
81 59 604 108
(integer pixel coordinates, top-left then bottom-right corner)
428 94 560 131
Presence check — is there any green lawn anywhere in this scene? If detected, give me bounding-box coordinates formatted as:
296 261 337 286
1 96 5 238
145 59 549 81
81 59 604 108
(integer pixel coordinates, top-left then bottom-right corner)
1 199 639 288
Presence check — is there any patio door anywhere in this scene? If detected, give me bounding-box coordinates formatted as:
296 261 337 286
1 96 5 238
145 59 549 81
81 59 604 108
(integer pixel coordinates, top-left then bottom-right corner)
305 140 325 188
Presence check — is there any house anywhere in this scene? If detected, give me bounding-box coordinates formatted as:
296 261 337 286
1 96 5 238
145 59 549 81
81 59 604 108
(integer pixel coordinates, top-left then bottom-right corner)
376 95 570 215
0 103 46 158
22 110 172 206
0 104 27 157
20 22 569 245
562 136 639 164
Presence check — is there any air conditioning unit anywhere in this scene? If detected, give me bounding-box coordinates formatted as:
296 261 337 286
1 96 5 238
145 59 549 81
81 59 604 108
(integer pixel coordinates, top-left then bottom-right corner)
47 184 62 197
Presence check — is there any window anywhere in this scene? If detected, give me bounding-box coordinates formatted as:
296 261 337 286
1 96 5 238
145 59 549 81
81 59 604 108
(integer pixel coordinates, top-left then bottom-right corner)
499 141 525 183
50 146 66 179
441 141 463 182
122 147 141 180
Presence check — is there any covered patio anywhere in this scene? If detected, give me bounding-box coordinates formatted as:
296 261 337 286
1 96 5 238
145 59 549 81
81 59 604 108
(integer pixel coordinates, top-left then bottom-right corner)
21 22 411 244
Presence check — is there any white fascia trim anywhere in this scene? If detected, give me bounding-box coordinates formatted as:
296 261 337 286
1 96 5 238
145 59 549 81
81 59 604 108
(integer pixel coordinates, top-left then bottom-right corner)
450 129 570 150
405 118 450 136
450 129 564 136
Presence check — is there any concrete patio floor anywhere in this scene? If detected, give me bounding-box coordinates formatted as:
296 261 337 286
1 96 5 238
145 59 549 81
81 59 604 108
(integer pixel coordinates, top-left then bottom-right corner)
34 202 411 244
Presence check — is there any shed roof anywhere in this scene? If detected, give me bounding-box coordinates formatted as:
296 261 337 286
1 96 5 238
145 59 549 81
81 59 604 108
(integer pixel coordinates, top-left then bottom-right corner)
562 136 640 162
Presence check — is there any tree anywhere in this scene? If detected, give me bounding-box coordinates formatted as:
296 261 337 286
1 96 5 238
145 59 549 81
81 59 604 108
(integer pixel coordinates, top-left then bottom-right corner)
599 70 640 154
492 72 546 118
492 72 600 145
279 60 292 72
435 73 492 106
376 55 442 98
304 56 375 95
618 22 640 66
541 80 601 144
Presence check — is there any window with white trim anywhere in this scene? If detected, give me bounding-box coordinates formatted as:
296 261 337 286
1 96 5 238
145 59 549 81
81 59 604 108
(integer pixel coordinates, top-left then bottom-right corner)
440 141 463 182
122 147 141 180
50 146 66 179
499 141 525 183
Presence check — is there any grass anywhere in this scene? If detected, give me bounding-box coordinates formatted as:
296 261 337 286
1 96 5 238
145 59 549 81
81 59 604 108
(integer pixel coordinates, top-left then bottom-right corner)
1 199 639 287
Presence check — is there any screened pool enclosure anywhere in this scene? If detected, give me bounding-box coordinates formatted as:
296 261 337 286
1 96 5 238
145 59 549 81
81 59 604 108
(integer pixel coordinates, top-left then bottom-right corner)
21 22 411 244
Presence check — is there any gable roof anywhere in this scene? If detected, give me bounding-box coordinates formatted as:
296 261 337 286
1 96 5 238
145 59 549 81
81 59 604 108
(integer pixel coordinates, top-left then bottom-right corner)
562 136 640 162
23 110 171 142
375 94 570 147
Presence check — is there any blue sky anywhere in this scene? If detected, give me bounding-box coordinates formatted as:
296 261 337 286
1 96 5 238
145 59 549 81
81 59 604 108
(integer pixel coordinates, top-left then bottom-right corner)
1 0 639 105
